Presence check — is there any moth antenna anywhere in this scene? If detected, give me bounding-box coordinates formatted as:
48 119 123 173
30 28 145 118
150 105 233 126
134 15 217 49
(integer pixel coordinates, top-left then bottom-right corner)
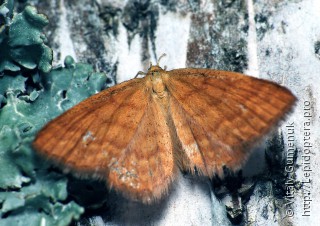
157 53 167 66
135 71 147 78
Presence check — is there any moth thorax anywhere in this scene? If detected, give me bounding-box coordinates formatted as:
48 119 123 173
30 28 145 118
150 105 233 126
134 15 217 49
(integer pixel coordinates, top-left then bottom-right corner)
152 76 166 98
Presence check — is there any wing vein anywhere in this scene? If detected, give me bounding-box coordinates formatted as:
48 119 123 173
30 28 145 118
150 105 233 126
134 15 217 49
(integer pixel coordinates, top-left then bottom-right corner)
167 80 247 143
174 77 272 126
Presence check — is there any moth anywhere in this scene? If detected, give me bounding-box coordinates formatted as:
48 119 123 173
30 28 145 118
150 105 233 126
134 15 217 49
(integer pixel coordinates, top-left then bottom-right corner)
33 54 296 204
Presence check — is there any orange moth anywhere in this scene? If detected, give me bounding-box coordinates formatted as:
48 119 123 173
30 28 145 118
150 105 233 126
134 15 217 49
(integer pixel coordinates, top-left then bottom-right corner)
33 54 296 204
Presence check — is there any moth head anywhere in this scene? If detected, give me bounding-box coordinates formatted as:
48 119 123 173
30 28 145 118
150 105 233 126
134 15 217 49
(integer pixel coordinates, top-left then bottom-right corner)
147 53 167 75
148 65 165 77
147 53 167 78
135 53 168 79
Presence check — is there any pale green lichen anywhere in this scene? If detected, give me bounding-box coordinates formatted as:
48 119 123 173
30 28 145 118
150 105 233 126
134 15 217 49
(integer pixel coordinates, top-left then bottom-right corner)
0 2 109 225
0 58 107 224
0 5 52 73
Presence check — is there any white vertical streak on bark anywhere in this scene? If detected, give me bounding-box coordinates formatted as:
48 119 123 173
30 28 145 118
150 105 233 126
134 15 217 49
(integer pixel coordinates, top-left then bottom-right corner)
154 9 191 69
245 0 259 77
116 23 142 83
58 0 77 64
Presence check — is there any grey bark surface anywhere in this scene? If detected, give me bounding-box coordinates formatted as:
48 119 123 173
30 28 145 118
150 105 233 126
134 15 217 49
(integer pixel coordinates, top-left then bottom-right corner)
18 0 320 225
